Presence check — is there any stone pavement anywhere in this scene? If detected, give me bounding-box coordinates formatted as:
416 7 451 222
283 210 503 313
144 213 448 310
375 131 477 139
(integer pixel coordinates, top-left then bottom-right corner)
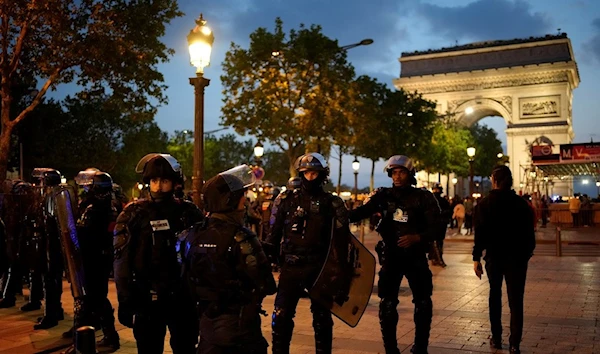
1 227 599 353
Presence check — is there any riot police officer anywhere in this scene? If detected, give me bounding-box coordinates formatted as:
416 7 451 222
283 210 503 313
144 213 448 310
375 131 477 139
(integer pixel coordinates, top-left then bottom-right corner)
180 165 276 353
34 168 66 329
113 154 202 354
266 152 350 354
0 181 44 310
68 170 120 350
349 155 440 354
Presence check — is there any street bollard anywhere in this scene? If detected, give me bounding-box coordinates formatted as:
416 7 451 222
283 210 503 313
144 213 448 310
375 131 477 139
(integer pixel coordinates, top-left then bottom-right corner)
555 224 562 257
75 326 96 354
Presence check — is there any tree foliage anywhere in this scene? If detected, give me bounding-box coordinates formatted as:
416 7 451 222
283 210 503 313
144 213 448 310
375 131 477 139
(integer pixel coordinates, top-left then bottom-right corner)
167 133 255 187
420 116 474 177
16 95 168 190
220 18 356 176
0 0 183 182
469 123 504 177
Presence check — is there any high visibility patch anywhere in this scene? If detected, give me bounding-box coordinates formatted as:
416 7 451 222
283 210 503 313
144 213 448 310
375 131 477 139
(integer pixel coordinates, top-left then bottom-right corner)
150 219 170 231
392 208 408 223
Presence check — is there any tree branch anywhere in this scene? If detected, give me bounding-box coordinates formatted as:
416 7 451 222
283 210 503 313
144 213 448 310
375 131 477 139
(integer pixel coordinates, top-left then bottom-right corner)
8 10 38 79
9 68 61 128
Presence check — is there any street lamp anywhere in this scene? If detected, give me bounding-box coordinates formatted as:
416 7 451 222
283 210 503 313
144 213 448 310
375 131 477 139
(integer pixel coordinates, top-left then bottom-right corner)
352 157 360 202
340 38 374 51
596 181 600 196
254 141 264 166
188 14 214 208
467 147 476 196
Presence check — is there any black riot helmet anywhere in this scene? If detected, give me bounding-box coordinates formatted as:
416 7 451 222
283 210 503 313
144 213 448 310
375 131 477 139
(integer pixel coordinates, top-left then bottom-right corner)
294 152 329 191
135 153 184 185
203 165 256 213
31 168 62 187
383 155 417 185
287 176 301 190
75 170 113 199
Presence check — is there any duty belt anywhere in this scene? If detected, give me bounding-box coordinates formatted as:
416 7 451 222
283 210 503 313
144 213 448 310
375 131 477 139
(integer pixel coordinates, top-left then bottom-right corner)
283 254 320 266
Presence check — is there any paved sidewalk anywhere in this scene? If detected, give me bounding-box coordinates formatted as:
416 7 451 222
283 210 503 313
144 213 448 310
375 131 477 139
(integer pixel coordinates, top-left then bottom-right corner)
1 229 598 353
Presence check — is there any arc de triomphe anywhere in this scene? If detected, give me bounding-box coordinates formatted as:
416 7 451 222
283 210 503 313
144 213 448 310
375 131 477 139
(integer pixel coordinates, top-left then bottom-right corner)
394 33 579 195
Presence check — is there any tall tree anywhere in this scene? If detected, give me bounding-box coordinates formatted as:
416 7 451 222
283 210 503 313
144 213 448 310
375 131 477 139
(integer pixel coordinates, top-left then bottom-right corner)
470 124 504 178
0 0 182 182
350 76 390 191
220 18 356 176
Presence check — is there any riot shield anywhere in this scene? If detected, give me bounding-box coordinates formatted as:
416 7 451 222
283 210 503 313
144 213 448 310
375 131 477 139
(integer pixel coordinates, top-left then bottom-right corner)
308 222 376 328
52 185 86 299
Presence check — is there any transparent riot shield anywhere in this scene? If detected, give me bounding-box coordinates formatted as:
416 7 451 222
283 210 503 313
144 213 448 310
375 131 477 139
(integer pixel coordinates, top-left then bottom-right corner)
53 185 86 299
308 223 376 327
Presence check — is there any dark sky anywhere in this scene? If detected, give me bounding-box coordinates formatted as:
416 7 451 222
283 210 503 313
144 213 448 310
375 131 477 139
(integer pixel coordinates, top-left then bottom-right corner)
54 0 600 189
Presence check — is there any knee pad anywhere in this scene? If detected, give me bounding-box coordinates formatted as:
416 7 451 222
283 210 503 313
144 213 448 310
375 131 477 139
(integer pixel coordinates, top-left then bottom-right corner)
312 309 333 329
272 307 293 330
379 298 399 316
414 298 432 315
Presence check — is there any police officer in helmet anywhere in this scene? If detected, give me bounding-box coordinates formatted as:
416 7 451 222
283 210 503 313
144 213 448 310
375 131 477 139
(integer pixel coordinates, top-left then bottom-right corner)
349 155 440 354
179 165 276 353
113 154 203 354
65 170 120 350
266 152 350 354
34 168 66 330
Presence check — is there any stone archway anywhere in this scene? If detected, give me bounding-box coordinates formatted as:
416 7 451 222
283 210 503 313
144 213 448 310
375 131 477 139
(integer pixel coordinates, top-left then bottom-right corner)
393 33 580 194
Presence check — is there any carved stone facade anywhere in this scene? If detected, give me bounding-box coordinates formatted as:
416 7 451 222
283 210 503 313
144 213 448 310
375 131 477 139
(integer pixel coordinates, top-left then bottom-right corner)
394 35 580 194
399 71 570 95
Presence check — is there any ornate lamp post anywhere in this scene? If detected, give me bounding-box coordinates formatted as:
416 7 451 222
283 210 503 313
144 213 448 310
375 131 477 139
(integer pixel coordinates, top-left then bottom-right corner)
188 14 214 208
254 141 264 167
352 157 360 202
467 147 476 197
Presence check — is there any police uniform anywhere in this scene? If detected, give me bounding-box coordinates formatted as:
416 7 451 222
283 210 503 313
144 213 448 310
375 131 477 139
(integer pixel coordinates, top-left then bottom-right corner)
266 153 349 354
349 155 440 354
180 165 276 354
113 154 203 354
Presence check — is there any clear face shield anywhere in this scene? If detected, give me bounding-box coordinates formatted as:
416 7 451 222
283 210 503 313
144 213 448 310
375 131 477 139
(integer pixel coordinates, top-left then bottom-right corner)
135 153 182 175
218 165 256 193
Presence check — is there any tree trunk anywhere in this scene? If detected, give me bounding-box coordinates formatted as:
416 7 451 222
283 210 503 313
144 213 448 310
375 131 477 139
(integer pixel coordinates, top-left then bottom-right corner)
370 159 375 192
0 127 12 184
337 154 342 194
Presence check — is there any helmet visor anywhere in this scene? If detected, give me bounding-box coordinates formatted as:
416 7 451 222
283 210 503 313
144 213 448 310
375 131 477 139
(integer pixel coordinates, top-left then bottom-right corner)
219 165 256 192
74 170 96 186
135 153 181 174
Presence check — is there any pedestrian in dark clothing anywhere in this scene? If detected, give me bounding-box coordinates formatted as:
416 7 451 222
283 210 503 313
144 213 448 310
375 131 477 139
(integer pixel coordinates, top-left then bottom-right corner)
473 165 535 354
430 185 450 267
349 155 440 354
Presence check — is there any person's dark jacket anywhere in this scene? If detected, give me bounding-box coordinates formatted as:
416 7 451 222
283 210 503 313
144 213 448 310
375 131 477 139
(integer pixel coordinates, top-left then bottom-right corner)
349 186 441 251
472 189 536 262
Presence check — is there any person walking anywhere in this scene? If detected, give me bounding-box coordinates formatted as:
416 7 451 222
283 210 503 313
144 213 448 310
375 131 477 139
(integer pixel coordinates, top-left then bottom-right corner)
452 197 465 235
568 194 581 227
473 165 536 354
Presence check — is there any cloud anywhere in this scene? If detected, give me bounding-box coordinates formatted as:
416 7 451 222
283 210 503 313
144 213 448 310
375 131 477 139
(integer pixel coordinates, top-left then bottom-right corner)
415 0 553 43
582 18 600 63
